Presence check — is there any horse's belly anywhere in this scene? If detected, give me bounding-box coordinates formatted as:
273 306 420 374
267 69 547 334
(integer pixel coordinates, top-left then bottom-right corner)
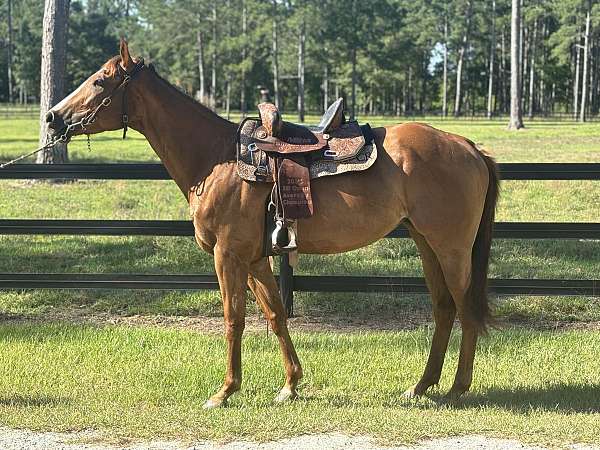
297 165 407 254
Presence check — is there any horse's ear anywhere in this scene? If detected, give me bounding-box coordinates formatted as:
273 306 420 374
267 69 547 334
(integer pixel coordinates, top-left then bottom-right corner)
119 38 135 72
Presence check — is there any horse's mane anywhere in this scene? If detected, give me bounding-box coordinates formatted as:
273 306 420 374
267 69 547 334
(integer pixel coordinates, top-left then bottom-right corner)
103 55 230 124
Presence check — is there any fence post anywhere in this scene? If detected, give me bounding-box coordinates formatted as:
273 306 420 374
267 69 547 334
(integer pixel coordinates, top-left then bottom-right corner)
279 253 294 317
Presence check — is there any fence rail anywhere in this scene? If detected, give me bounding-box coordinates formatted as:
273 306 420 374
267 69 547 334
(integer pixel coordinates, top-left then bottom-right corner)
1 162 599 315
1 219 599 240
1 163 600 180
0 273 597 297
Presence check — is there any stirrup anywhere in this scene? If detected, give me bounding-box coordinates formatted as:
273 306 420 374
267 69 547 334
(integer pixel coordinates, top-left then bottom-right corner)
271 220 297 254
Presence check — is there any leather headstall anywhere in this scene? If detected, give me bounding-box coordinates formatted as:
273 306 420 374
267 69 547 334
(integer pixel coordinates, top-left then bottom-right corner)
115 59 146 139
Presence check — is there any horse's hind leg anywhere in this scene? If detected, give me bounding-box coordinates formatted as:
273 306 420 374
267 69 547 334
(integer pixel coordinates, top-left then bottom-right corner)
248 258 303 402
403 224 456 398
435 248 479 400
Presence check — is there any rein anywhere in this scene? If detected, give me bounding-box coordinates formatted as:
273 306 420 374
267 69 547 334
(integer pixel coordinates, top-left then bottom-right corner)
0 59 145 169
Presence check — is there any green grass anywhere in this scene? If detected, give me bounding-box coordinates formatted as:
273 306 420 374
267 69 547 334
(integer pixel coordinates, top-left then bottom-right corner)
0 323 599 445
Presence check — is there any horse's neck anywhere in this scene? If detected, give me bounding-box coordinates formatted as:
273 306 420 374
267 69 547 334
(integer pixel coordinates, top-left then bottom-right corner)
133 72 236 198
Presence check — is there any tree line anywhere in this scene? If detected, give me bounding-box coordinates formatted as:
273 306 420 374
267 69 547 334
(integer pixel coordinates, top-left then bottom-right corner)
1 0 599 122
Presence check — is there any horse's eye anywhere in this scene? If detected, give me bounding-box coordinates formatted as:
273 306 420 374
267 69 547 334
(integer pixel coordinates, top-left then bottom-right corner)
92 78 105 94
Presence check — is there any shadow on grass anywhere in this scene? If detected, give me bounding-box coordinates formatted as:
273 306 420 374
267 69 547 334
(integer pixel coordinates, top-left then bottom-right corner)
300 383 600 413
435 383 600 413
0 394 71 407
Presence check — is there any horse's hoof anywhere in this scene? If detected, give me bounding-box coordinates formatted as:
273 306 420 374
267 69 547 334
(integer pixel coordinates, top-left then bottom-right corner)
274 387 297 403
402 384 426 399
441 388 468 404
203 397 226 409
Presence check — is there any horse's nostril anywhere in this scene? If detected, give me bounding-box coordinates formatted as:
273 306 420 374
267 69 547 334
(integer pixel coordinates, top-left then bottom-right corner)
45 111 55 124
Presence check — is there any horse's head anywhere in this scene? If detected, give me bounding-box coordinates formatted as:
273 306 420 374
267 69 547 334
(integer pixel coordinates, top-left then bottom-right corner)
46 39 144 142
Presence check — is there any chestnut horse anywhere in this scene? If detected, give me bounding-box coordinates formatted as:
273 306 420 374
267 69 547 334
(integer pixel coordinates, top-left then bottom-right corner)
45 41 499 407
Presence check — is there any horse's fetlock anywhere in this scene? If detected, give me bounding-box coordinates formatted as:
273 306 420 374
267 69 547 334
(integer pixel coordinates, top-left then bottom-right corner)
291 364 303 381
224 376 242 393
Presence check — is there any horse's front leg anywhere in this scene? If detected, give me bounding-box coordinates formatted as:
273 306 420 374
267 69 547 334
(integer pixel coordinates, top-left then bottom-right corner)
203 248 248 409
247 258 302 402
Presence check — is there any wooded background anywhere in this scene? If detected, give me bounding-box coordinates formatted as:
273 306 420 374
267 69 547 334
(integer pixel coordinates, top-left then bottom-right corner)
0 0 599 121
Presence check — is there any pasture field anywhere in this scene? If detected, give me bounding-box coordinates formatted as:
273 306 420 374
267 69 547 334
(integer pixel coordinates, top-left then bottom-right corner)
0 324 600 445
0 115 599 446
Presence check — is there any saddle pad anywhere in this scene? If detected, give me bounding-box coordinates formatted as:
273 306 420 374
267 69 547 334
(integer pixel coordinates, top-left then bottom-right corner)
237 119 377 183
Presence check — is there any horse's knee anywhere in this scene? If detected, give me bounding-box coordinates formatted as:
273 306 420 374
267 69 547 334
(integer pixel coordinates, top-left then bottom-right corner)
224 320 245 339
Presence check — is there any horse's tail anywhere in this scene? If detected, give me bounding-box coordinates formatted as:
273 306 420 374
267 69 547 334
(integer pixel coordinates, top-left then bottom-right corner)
467 149 500 334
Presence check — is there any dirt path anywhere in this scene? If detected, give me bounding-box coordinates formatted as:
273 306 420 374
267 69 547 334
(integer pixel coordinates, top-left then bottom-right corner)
1 428 597 450
4 309 600 334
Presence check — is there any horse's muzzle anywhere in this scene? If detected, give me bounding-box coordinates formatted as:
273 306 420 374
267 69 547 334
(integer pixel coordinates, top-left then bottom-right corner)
46 110 66 132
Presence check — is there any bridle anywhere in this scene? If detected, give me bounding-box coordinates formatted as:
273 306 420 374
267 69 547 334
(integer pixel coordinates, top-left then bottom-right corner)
0 59 146 169
66 58 146 141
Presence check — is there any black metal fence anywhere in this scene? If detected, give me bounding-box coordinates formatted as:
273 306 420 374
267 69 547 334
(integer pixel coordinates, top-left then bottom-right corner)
1 163 599 315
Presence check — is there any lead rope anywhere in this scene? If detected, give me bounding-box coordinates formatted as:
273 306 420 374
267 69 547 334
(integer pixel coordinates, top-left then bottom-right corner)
0 134 66 169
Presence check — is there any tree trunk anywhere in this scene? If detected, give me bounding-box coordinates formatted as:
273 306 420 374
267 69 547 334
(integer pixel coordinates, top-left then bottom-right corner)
7 0 14 103
38 0 70 163
528 19 537 119
350 0 357 120
420 53 426 114
454 0 472 117
197 29 205 104
351 45 357 120
574 40 581 120
272 0 280 109
500 26 506 113
508 0 524 129
407 66 413 114
521 24 528 113
225 0 231 119
487 0 496 119
442 14 448 117
225 75 231 120
539 20 546 115
323 66 329 112
518 0 524 114
240 0 247 116
211 1 217 110
402 79 407 115
297 18 305 122
591 37 599 115
580 4 591 122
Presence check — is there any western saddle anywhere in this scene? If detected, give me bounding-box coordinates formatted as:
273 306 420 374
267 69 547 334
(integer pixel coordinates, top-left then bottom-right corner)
236 98 376 255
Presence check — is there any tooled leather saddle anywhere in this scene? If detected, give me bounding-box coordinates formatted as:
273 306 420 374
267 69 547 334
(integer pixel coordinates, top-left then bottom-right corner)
236 98 376 255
